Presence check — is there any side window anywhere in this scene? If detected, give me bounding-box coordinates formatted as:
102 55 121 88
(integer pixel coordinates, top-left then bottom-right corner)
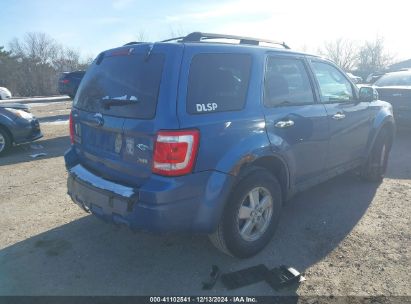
187 53 252 114
264 57 315 107
311 61 354 103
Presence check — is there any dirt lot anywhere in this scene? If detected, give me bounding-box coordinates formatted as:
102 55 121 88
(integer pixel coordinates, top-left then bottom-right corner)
0 101 410 297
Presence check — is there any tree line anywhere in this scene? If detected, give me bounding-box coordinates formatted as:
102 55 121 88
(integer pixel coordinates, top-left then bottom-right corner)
318 37 394 80
0 32 397 97
0 32 92 97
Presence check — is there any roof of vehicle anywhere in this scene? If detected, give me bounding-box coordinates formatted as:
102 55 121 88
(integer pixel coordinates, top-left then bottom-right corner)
61 71 85 75
383 70 411 76
122 32 322 59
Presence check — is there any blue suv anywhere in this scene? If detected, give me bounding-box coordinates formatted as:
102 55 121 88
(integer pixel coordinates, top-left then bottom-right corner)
65 32 395 258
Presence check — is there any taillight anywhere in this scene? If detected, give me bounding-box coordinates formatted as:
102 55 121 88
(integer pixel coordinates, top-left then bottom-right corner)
152 130 200 176
62 79 70 84
69 112 74 144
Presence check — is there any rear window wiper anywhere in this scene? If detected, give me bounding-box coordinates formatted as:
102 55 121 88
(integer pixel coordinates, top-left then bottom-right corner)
101 98 139 109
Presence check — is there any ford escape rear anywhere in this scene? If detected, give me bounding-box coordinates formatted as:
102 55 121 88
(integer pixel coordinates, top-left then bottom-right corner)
65 32 395 258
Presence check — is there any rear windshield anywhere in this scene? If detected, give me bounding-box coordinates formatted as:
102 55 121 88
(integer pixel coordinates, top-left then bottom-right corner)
375 72 411 87
186 53 252 114
74 51 164 119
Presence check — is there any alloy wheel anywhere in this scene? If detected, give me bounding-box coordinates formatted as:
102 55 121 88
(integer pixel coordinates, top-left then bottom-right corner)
0 133 5 153
237 187 273 242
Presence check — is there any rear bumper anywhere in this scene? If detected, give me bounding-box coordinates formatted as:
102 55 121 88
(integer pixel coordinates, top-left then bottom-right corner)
65 148 234 233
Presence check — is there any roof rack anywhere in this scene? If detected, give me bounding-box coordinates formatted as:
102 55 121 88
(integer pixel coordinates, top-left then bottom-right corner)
161 32 290 49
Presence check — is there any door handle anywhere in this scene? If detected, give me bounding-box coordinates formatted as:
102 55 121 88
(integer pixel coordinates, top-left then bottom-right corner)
274 120 295 128
332 113 346 120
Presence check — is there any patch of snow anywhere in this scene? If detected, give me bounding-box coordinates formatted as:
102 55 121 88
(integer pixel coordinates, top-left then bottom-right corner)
70 164 135 197
29 101 68 108
30 153 47 158
42 120 69 125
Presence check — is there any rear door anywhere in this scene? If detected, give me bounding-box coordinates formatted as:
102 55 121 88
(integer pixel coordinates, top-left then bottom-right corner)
72 43 182 187
309 59 371 170
262 55 329 185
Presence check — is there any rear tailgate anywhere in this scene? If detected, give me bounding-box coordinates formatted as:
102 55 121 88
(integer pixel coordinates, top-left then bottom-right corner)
71 43 183 187
377 87 411 109
376 87 411 122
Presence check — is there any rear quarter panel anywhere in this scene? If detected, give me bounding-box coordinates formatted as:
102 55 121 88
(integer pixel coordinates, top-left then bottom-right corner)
176 45 272 175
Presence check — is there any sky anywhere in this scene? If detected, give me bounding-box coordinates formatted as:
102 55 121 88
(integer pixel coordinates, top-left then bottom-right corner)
0 0 410 61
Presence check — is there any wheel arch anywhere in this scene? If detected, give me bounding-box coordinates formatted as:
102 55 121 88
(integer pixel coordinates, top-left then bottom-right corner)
367 114 395 157
0 123 13 143
234 154 290 202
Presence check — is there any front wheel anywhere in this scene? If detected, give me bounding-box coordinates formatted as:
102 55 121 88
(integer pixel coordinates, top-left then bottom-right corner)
361 129 392 182
209 168 282 258
0 127 11 156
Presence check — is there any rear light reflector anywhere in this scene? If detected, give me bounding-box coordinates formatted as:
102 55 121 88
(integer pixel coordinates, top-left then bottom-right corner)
152 130 200 176
62 79 70 84
69 112 74 144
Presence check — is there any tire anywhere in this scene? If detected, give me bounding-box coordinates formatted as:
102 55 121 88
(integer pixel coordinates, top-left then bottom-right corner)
209 168 282 258
361 128 392 182
0 127 12 156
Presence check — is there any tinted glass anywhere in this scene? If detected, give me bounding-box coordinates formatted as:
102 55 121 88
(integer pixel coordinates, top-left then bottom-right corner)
312 61 353 102
187 54 252 114
375 72 411 86
74 52 164 119
264 57 314 107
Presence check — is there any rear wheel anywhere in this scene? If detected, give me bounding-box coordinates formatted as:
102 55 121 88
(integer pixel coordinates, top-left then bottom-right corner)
361 129 392 182
0 127 11 156
209 168 282 258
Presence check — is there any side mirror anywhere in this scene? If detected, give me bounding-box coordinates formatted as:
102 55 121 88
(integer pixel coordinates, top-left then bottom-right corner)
359 86 379 102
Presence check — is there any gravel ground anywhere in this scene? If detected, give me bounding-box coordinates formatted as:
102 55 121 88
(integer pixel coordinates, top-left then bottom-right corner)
0 102 410 299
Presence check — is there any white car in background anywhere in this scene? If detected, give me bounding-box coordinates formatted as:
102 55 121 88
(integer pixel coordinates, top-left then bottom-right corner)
0 87 12 100
346 72 363 84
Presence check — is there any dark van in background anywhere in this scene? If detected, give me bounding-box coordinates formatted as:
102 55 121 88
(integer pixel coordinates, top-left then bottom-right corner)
58 71 85 99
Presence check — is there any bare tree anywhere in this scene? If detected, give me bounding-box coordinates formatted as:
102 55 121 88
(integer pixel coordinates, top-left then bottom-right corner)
168 26 189 38
9 32 60 65
356 37 394 78
135 30 148 42
6 32 92 96
320 38 358 71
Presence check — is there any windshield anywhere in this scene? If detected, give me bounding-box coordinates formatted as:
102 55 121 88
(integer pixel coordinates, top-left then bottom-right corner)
375 72 411 87
74 51 165 119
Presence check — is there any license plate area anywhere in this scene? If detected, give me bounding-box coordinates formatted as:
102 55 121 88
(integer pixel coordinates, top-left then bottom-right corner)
69 175 134 217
